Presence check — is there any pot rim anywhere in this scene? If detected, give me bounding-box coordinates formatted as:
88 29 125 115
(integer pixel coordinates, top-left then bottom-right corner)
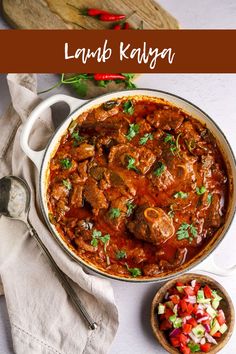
38 88 236 283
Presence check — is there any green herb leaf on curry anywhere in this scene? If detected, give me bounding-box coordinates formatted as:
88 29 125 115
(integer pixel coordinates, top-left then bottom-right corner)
123 100 135 115
173 191 188 199
126 156 138 172
196 186 207 195
60 158 72 169
153 162 166 177
177 223 197 241
62 179 72 190
116 250 127 260
125 263 142 277
207 193 212 204
139 133 153 145
126 123 139 140
109 208 121 219
126 200 136 217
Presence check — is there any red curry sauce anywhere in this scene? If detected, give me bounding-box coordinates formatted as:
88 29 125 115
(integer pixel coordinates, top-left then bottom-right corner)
47 97 229 278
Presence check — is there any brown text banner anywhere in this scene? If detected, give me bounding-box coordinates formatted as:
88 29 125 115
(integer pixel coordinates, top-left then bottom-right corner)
0 30 236 73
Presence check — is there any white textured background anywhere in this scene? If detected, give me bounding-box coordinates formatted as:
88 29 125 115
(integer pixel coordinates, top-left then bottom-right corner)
1 1 236 353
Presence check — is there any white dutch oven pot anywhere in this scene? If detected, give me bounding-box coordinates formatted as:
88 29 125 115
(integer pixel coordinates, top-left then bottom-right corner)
20 90 236 282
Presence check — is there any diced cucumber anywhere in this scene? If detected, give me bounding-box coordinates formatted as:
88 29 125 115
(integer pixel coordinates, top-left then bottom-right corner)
192 324 205 338
176 286 185 293
165 301 174 309
169 314 177 323
188 342 201 352
206 305 217 318
212 299 220 309
173 317 182 329
219 323 228 334
212 290 222 301
197 290 211 304
158 303 165 314
210 319 220 335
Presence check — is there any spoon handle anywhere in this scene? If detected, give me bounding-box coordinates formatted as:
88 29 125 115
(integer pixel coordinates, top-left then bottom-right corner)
27 221 98 330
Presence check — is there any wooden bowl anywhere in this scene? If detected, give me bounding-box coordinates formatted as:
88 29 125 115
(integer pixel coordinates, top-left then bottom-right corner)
151 273 235 354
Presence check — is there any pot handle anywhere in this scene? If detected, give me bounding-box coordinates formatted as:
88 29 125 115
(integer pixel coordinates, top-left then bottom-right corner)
20 94 85 170
192 254 236 277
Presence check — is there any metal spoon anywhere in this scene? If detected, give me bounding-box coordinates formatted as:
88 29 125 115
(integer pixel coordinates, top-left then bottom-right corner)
0 175 98 330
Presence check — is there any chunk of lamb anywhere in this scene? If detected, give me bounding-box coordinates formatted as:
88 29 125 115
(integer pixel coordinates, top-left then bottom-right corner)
51 183 69 201
146 106 184 131
109 144 156 175
70 184 84 208
150 164 174 191
71 143 95 161
127 206 175 245
159 248 188 271
205 193 223 228
105 196 129 230
84 177 108 215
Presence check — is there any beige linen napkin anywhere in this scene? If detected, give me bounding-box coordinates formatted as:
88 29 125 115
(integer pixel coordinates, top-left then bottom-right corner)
0 74 119 354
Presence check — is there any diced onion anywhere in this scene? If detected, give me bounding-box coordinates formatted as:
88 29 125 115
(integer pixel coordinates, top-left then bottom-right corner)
164 292 169 300
200 337 206 345
186 295 196 303
205 332 218 345
191 279 197 288
188 332 201 344
170 328 181 337
197 315 209 323
204 323 211 333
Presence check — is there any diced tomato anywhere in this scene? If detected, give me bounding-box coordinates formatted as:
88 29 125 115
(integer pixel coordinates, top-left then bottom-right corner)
203 285 213 298
180 344 191 354
170 336 180 347
182 323 192 333
183 286 195 296
194 282 201 293
170 295 180 304
217 309 225 325
164 308 174 320
180 299 188 312
200 343 212 352
213 331 222 338
160 319 172 331
186 303 194 315
192 303 199 314
159 314 165 320
176 281 184 287
201 319 210 326
179 333 188 345
187 317 198 327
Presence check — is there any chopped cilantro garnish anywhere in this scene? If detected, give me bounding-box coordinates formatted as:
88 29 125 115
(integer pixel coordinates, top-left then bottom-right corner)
196 186 207 195
71 130 84 144
60 158 72 169
153 162 166 177
109 208 121 219
126 123 139 141
123 100 134 115
62 179 72 190
126 200 136 217
91 229 110 250
126 263 142 277
116 250 127 260
177 222 198 241
173 191 188 199
139 133 153 145
127 156 138 172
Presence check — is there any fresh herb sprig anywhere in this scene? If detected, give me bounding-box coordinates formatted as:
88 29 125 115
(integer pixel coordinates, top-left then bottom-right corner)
139 133 153 145
126 123 139 140
173 191 188 199
125 263 142 277
153 162 166 177
123 100 135 115
177 222 197 241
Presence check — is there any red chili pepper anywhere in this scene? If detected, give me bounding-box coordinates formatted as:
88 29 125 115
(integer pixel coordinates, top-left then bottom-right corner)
99 13 126 22
86 8 110 17
113 24 122 30
123 22 131 29
94 74 126 81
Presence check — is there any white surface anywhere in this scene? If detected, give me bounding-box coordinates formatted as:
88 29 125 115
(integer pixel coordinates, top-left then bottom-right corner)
1 1 236 354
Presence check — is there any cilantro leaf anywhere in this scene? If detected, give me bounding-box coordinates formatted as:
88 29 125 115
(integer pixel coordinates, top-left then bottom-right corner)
127 156 138 172
71 130 84 144
177 223 198 241
126 200 136 217
126 123 139 141
139 133 153 145
62 179 72 190
196 186 207 195
173 191 188 199
123 100 134 115
154 162 166 177
116 250 127 260
126 265 142 278
60 158 72 169
109 208 121 219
